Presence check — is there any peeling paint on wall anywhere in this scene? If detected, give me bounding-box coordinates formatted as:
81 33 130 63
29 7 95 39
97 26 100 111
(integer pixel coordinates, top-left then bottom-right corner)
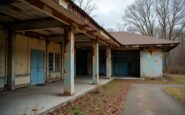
92 41 99 84
140 48 163 78
63 28 75 95
14 34 46 86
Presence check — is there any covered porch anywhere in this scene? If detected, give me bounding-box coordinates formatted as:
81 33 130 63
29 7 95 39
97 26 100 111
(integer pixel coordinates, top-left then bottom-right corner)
0 78 113 115
0 0 120 95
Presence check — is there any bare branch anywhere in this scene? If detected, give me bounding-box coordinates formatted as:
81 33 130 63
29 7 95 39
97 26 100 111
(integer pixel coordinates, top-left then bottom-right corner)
123 0 155 37
72 0 97 16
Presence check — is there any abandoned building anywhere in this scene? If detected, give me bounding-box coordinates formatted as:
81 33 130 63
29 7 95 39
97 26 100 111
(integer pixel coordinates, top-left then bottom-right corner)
0 0 178 96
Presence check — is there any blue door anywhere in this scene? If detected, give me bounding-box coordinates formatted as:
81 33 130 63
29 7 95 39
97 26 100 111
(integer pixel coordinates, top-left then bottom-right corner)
112 51 140 77
117 55 128 76
115 53 128 76
31 51 45 85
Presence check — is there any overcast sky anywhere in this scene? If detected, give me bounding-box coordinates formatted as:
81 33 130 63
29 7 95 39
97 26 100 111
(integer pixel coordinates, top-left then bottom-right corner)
92 0 136 29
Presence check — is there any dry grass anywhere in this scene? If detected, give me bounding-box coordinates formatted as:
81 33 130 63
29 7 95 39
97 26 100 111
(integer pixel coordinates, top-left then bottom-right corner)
48 80 132 115
48 77 185 115
164 87 185 103
164 74 185 84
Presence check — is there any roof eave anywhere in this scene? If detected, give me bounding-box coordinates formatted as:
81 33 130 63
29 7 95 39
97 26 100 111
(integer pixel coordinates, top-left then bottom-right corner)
121 43 180 51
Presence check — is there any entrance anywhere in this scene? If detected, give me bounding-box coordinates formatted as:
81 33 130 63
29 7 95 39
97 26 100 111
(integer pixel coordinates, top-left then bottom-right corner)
31 50 45 85
112 51 140 77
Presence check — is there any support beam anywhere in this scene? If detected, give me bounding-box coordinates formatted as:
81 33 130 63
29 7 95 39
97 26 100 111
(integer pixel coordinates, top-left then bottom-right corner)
92 41 99 84
63 27 75 95
9 18 65 31
7 30 16 90
106 47 112 78
47 33 91 43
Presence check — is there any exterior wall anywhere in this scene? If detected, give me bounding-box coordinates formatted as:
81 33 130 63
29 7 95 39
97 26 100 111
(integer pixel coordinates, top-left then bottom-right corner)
14 34 46 87
15 35 30 87
47 42 61 82
140 48 163 78
0 31 62 89
0 30 6 89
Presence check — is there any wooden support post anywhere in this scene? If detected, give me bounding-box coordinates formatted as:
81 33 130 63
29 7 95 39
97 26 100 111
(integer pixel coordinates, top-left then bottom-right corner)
7 30 16 90
92 41 99 84
106 47 112 78
63 27 75 95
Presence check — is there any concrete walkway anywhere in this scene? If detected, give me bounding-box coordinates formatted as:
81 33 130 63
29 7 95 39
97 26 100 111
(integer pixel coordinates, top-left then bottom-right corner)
0 78 112 115
122 84 185 115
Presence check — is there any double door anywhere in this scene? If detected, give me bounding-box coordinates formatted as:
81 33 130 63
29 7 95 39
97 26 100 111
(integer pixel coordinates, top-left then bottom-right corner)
31 51 45 85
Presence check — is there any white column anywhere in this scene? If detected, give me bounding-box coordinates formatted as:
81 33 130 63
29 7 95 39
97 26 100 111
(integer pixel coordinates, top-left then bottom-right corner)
106 47 112 78
92 41 99 84
63 27 75 95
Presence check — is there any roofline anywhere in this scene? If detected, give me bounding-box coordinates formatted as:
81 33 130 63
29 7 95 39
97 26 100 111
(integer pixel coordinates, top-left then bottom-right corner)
67 0 122 47
121 43 180 51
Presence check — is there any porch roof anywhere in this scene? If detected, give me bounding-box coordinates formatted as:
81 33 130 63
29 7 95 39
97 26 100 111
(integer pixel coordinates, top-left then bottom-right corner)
0 0 121 47
110 32 179 51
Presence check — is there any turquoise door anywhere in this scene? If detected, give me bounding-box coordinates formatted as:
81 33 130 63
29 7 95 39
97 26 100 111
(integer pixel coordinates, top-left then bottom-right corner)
31 51 45 85
117 55 128 76
112 51 140 77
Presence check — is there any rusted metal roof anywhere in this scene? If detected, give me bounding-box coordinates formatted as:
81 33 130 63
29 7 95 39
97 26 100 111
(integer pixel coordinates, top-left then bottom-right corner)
110 32 179 46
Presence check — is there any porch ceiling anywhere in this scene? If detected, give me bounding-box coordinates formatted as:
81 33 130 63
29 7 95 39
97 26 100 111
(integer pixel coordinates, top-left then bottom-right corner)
0 0 91 43
0 0 48 23
0 0 117 47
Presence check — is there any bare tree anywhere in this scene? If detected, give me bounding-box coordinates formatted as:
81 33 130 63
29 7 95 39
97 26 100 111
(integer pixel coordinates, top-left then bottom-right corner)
123 0 155 36
72 0 97 16
115 23 125 32
123 0 185 40
106 28 116 32
155 0 185 67
155 0 185 41
123 0 185 70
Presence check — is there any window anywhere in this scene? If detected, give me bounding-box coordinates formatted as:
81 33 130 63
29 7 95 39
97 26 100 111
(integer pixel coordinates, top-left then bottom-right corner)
55 54 60 71
48 53 60 72
49 53 54 71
